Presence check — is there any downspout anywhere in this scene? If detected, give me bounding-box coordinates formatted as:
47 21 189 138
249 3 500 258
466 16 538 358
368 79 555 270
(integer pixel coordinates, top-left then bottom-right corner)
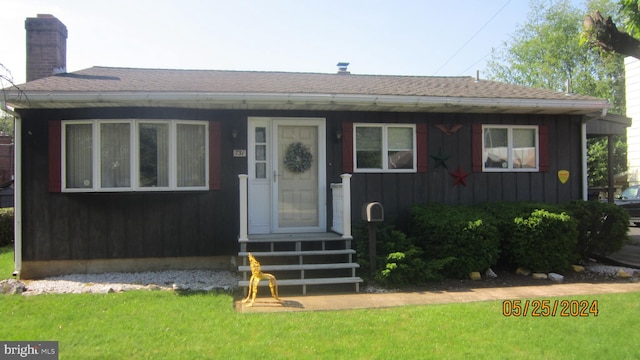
13 115 22 277
582 120 588 201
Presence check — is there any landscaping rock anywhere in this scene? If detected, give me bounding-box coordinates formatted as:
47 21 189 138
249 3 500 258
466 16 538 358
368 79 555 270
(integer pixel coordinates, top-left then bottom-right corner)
0 279 26 294
549 273 564 283
532 273 548 280
572 265 585 273
485 268 497 278
469 272 481 281
516 267 531 276
616 269 632 278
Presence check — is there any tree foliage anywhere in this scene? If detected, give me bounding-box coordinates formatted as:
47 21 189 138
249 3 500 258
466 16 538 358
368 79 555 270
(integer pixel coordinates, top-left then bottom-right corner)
587 135 626 186
583 0 640 58
487 0 625 113
620 0 640 37
0 63 15 140
486 0 626 187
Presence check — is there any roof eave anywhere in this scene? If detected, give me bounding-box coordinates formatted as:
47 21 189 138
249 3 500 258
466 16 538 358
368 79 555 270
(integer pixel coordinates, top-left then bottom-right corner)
3 91 610 115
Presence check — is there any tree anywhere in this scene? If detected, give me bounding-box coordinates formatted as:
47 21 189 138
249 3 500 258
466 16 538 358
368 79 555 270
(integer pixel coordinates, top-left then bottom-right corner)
488 0 624 112
583 0 640 59
486 0 626 187
0 63 15 140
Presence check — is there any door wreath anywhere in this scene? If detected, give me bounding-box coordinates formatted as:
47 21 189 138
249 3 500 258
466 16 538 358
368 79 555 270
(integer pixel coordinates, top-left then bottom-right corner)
284 142 313 173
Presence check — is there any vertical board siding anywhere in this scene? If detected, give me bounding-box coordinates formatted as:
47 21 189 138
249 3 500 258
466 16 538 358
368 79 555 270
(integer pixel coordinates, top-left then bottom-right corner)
20 108 585 262
48 120 62 192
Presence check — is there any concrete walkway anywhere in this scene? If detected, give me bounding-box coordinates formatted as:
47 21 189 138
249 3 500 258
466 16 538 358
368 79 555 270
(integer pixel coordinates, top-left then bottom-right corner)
235 281 640 313
236 239 640 314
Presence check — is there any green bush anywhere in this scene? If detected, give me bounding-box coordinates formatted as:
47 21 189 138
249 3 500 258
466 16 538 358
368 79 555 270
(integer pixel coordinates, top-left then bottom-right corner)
377 250 454 286
354 222 453 286
479 202 565 266
562 200 629 259
508 209 578 272
0 208 13 247
408 204 501 279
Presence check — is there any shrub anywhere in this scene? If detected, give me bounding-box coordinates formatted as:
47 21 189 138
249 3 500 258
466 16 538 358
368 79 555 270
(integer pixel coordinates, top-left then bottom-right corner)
508 209 578 272
408 204 501 279
479 202 565 266
562 200 629 259
0 208 13 247
354 222 453 286
354 222 407 279
378 250 454 285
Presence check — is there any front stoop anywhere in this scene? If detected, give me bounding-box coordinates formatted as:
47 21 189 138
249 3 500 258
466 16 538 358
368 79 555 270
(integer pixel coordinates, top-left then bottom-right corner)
238 233 363 295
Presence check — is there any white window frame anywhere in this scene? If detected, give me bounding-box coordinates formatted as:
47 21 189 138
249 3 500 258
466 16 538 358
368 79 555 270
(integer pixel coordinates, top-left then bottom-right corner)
353 123 417 173
482 125 539 172
62 119 209 192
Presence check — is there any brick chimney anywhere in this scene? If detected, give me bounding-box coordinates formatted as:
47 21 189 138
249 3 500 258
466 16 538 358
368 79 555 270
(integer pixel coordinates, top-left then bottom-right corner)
25 14 67 82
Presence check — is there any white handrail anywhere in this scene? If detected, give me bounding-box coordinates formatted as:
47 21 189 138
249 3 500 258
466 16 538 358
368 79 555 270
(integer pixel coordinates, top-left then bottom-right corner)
341 173 352 239
238 174 248 241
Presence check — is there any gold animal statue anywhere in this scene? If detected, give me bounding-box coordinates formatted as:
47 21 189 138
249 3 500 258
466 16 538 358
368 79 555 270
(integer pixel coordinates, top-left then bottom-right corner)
241 253 282 306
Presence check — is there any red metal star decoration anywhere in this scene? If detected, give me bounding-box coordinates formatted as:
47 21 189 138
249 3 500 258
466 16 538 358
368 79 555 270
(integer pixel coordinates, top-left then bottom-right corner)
449 166 470 187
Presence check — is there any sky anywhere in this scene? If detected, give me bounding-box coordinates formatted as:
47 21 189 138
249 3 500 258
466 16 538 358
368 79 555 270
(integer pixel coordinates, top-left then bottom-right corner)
1 0 585 86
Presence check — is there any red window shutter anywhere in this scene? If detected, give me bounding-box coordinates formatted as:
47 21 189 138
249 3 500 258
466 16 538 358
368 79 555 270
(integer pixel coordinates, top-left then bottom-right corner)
209 122 221 190
49 120 62 192
342 122 353 173
539 125 549 172
416 123 427 173
471 123 483 172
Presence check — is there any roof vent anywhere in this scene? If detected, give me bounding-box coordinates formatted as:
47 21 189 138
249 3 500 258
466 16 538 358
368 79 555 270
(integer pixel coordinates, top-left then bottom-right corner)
337 62 350 75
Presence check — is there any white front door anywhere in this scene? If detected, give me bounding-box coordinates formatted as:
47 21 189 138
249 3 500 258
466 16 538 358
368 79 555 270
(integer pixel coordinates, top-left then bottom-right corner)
248 117 326 234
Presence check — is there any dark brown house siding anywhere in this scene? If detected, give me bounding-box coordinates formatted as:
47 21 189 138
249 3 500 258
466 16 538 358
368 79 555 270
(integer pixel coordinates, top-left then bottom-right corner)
17 107 584 263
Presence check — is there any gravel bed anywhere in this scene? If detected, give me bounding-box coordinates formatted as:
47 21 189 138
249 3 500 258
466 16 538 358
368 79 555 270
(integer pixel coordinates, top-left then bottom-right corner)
14 264 638 296
584 263 639 276
22 270 239 295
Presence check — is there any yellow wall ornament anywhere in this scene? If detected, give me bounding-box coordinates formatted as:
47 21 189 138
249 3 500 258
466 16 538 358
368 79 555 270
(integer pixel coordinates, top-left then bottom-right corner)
558 170 570 184
241 253 282 307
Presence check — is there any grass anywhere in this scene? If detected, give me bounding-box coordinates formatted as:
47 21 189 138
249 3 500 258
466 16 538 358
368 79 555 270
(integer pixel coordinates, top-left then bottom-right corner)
2 245 639 359
0 244 13 277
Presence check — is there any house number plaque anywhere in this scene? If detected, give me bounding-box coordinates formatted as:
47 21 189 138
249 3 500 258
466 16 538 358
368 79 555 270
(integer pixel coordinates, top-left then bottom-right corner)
233 149 247 157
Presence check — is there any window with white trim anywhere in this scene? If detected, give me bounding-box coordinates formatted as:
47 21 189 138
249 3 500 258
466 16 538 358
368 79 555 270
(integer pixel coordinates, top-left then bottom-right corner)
482 125 538 171
354 124 416 172
63 119 208 191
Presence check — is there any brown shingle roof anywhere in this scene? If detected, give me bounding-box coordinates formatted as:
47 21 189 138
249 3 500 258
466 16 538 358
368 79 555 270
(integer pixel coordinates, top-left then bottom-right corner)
15 66 597 100
5 66 609 115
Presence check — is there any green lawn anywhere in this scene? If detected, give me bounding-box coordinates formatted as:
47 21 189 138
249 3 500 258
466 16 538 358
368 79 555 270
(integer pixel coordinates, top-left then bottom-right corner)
2 245 639 359
0 244 13 279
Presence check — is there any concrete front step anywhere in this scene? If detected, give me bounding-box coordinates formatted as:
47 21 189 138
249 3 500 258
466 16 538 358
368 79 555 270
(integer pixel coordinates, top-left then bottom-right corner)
238 249 355 257
238 232 361 295
238 262 359 272
239 276 363 294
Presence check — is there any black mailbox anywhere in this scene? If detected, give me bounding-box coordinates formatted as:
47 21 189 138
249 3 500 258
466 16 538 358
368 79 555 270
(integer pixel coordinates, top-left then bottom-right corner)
362 202 384 222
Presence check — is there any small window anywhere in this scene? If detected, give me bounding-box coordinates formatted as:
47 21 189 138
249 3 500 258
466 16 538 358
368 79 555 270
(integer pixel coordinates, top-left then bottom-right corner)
483 125 538 171
354 124 416 172
63 119 209 192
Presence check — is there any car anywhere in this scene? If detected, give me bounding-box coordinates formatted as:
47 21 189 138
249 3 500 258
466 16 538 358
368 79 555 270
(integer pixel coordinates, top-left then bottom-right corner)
614 185 640 225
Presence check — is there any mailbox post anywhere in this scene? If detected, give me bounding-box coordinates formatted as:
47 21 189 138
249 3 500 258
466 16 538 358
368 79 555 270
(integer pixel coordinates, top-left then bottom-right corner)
362 202 384 276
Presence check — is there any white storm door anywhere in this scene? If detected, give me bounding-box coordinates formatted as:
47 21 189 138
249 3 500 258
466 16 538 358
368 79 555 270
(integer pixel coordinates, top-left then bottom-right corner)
273 119 326 233
247 119 271 234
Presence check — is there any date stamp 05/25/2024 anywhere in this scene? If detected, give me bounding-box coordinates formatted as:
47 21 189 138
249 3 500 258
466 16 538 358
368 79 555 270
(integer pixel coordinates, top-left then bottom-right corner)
502 299 599 317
